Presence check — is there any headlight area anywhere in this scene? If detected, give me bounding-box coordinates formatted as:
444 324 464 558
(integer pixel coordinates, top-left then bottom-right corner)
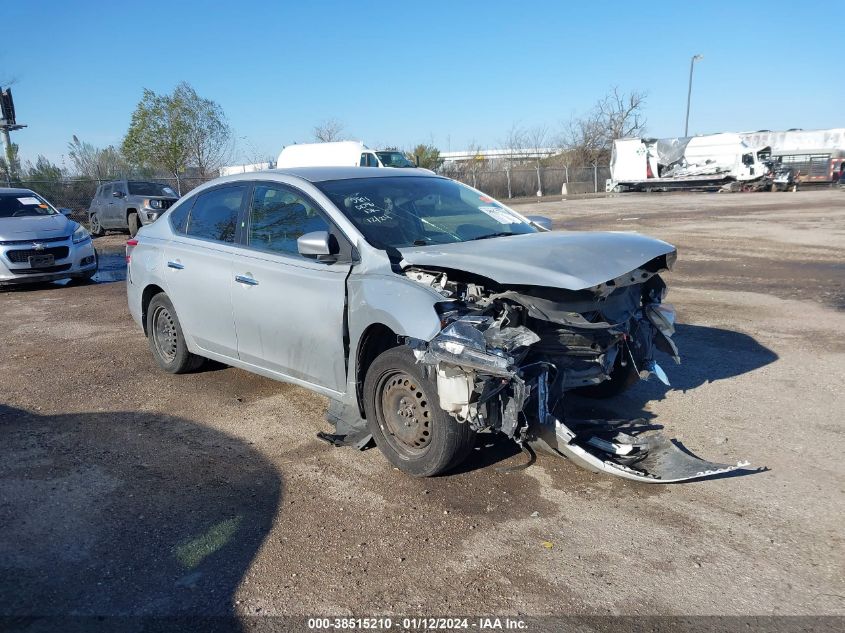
143 199 163 222
72 224 91 244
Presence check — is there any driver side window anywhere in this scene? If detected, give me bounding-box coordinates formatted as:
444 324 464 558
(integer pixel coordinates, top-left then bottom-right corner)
247 184 329 257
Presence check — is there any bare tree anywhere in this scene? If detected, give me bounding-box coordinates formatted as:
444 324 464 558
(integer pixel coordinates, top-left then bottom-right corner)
525 125 549 196
67 135 128 180
564 87 647 165
236 136 275 168
464 140 485 189
313 118 346 143
499 123 527 198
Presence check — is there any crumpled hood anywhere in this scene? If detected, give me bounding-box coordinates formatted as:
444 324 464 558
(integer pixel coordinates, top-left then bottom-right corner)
398 231 676 290
0 215 73 242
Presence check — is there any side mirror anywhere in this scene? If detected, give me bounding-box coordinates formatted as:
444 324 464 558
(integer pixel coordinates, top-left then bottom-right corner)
59 208 73 216
297 231 334 260
112 190 124 198
526 215 553 231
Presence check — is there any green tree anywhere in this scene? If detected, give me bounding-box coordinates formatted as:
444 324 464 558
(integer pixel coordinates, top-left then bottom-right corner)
122 82 230 192
0 141 20 185
122 87 190 192
407 144 442 171
23 155 65 204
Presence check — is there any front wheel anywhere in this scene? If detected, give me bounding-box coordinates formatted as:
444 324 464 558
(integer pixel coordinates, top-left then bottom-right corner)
145 293 204 374
128 212 140 237
363 347 475 477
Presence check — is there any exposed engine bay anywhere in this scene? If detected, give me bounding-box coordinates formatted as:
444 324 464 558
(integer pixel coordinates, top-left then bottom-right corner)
401 252 748 483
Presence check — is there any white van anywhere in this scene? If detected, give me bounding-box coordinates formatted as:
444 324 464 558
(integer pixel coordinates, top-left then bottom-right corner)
276 141 416 169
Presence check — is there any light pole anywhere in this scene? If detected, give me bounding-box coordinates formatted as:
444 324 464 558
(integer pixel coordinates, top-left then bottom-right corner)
684 54 703 137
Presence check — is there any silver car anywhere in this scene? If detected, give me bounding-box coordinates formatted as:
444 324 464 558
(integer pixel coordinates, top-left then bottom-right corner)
127 168 744 482
0 188 97 286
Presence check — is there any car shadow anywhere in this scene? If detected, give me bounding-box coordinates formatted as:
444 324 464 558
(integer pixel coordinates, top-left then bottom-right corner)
0 404 281 628
454 324 778 475
565 323 780 421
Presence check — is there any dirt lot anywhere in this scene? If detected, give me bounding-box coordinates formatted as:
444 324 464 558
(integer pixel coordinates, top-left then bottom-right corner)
1 190 843 623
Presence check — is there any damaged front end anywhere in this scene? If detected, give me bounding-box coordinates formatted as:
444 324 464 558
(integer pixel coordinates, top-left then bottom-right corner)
403 253 747 483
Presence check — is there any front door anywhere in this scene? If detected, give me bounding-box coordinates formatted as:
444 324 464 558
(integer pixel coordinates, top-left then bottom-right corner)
163 183 249 359
231 182 350 393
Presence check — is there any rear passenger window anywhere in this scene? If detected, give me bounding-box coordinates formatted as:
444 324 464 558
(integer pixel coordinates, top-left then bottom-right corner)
247 184 329 256
185 185 246 243
168 197 194 234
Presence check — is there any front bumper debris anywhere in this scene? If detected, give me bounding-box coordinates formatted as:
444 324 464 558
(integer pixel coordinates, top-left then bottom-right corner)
530 417 749 483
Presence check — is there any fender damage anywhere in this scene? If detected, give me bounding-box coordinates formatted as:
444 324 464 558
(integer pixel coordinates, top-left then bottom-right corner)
398 233 748 483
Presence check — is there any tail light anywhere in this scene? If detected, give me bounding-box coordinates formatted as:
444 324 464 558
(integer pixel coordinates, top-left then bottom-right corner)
126 238 139 263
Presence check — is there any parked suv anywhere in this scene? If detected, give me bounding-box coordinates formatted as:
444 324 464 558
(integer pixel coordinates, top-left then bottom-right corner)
126 167 743 482
88 180 179 237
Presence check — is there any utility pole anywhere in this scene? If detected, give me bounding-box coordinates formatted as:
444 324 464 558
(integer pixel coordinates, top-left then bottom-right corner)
0 87 26 184
684 54 703 137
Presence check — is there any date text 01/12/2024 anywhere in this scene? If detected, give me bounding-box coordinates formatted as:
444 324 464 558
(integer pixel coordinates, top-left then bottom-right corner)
306 617 528 630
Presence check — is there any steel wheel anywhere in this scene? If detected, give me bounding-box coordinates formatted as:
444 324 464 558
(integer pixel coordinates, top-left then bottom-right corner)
376 370 433 456
151 305 178 364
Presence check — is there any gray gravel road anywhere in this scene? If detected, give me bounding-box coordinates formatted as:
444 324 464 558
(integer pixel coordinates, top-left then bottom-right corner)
0 190 842 622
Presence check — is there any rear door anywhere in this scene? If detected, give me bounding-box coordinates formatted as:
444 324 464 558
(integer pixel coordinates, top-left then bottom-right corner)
231 181 351 393
99 184 114 227
89 185 102 217
162 183 249 359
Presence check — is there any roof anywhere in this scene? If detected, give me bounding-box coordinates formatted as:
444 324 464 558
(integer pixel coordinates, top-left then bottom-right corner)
221 166 441 184
0 188 35 195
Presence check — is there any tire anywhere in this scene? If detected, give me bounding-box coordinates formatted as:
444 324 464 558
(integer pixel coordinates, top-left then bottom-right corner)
363 347 475 477
145 293 204 374
89 213 104 237
575 349 639 399
128 212 140 237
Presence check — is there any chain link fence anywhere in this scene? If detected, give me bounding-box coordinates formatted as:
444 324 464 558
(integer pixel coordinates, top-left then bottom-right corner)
442 165 611 199
18 165 610 227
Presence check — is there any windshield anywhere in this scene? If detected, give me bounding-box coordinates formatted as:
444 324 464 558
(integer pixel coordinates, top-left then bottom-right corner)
128 181 178 197
316 176 536 248
0 192 57 218
376 152 415 168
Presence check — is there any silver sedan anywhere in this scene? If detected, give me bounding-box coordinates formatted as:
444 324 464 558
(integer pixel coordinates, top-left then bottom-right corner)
0 188 97 286
126 167 744 481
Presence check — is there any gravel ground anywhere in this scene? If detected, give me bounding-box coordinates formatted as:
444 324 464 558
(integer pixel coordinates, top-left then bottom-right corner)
0 189 843 622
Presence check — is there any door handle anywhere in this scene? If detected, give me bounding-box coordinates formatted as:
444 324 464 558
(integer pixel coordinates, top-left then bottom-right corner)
235 274 258 286
167 261 184 270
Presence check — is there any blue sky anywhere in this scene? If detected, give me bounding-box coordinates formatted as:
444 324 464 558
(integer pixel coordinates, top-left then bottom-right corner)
4 0 840 167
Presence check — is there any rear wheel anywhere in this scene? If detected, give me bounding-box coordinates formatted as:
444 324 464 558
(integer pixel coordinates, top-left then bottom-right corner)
128 212 140 237
146 293 204 374
363 347 474 477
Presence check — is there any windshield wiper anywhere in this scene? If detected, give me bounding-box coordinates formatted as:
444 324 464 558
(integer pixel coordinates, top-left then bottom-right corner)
469 232 515 241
